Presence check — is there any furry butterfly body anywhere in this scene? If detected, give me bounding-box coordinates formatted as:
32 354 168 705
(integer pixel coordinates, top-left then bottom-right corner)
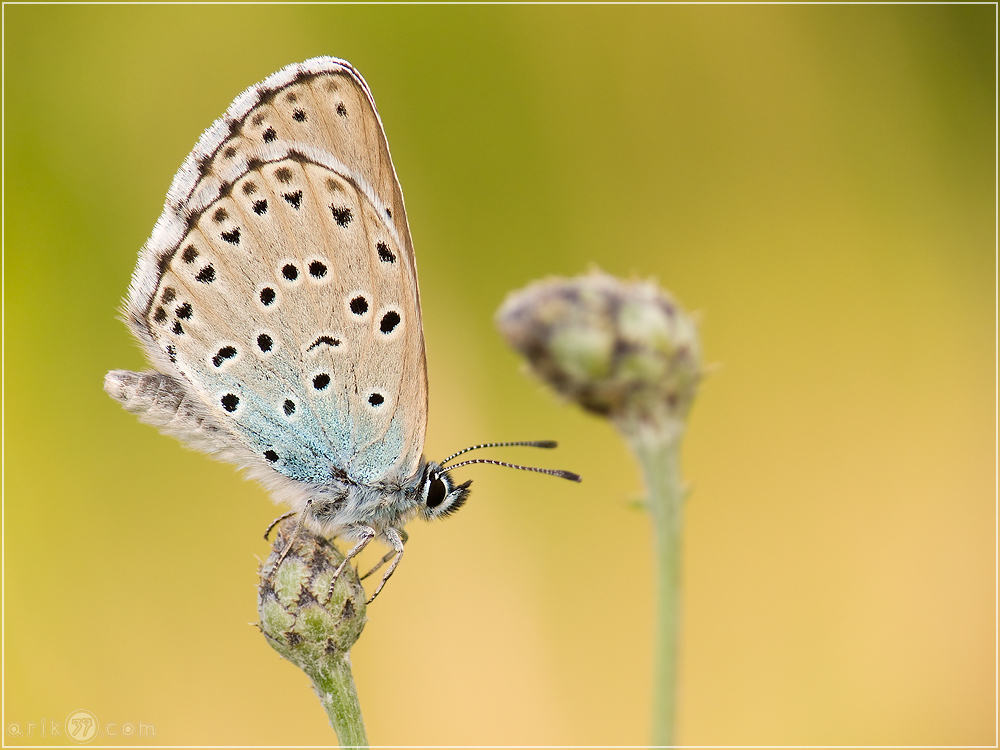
106 58 577 600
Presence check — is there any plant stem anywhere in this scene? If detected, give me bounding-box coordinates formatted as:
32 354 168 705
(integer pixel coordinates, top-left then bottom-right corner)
628 420 686 746
307 654 369 747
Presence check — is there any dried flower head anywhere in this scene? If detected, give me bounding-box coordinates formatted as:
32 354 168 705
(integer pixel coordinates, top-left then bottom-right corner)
496 271 702 435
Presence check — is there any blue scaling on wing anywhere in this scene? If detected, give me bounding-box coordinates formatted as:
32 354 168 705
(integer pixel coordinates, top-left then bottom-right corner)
349 411 406 485
196 359 336 484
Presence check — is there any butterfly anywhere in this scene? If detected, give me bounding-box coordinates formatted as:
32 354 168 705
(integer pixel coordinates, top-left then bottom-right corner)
104 57 580 601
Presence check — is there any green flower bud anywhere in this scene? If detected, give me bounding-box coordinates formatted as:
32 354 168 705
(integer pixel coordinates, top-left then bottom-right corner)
258 520 369 745
496 272 702 435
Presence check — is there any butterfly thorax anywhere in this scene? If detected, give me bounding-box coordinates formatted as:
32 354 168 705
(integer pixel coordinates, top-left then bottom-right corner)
307 473 418 540
288 458 470 542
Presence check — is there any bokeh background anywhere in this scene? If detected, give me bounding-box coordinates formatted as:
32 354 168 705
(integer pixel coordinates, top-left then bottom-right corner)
4 4 994 746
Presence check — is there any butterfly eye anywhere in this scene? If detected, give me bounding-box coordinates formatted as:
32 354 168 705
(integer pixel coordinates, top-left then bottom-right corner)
426 476 447 508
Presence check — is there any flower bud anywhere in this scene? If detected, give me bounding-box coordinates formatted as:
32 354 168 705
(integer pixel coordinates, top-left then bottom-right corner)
496 272 701 434
258 519 368 676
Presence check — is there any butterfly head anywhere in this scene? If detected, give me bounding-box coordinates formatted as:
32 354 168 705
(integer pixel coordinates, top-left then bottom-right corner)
417 461 472 520
415 440 581 523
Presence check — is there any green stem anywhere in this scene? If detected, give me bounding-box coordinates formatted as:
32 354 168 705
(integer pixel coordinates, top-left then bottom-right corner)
627 420 686 746
307 655 369 748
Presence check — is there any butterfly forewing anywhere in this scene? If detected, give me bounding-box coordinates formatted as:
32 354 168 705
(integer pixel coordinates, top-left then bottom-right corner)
163 59 414 267
130 58 428 487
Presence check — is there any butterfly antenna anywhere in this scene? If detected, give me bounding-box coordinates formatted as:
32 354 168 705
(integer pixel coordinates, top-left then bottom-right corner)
440 440 558 467
443 458 581 482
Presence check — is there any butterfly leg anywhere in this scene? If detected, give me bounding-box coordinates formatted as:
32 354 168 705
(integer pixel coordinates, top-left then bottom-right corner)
329 526 376 599
360 528 409 580
266 501 311 582
263 510 297 540
366 528 406 604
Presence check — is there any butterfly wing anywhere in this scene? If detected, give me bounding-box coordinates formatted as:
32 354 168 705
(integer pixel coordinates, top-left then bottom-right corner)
122 58 428 487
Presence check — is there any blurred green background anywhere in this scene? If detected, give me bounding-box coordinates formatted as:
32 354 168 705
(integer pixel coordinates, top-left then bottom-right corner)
4 4 993 746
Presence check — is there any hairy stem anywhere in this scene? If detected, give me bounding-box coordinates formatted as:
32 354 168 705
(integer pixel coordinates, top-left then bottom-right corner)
628 421 686 746
307 655 369 747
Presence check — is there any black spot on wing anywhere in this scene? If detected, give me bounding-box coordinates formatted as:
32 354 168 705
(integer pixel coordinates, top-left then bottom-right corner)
330 205 352 226
157 250 175 274
256 88 279 108
307 336 340 351
212 346 237 368
380 311 401 334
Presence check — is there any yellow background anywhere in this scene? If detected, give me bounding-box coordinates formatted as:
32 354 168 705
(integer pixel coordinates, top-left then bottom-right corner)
4 5 993 746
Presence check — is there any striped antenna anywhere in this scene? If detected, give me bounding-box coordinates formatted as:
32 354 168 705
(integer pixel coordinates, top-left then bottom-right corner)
442 458 581 483
440 440 557 467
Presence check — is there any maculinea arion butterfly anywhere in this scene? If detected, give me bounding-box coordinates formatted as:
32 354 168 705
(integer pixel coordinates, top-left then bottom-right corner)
105 57 580 601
